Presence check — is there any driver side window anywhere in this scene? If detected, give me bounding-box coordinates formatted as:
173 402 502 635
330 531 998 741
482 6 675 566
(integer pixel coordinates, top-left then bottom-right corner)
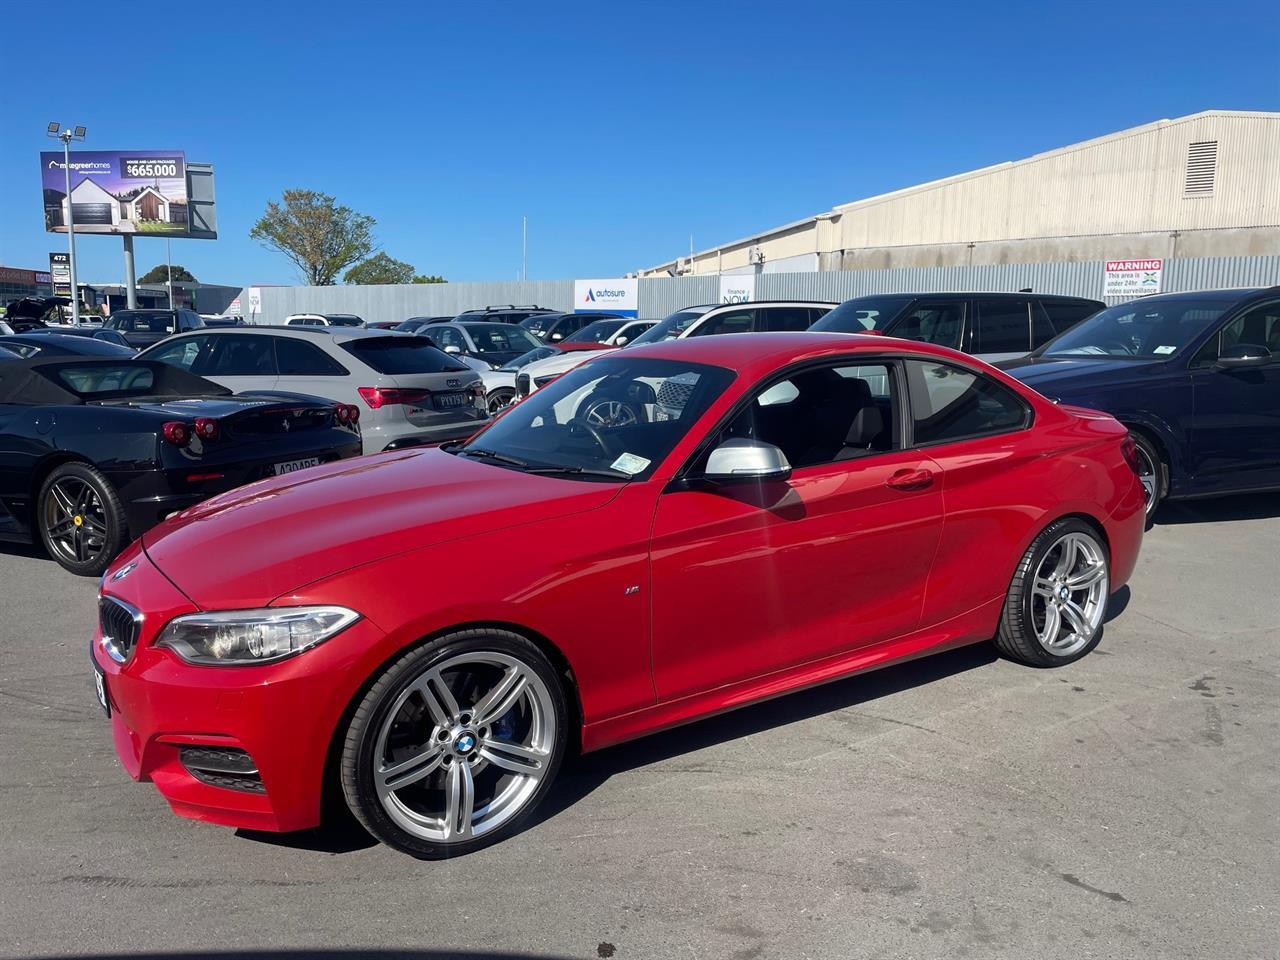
718 362 898 469
1190 302 1280 368
146 335 207 371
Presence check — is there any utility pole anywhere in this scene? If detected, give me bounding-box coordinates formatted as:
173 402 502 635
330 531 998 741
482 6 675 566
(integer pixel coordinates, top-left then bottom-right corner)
166 237 174 308
47 123 86 324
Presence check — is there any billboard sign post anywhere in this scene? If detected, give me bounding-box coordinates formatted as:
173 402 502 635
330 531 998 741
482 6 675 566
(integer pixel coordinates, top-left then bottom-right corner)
48 252 71 296
573 278 638 317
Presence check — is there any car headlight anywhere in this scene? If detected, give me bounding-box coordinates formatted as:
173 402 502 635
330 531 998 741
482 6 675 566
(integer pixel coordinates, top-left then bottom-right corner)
156 606 360 665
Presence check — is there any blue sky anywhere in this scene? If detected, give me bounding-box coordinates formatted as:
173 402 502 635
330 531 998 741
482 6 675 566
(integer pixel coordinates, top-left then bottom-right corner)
1 0 1276 287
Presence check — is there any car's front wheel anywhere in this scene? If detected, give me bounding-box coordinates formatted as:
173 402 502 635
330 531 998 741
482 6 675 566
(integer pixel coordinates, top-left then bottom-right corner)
1128 430 1166 523
37 462 128 577
486 388 515 415
995 518 1110 666
340 629 568 858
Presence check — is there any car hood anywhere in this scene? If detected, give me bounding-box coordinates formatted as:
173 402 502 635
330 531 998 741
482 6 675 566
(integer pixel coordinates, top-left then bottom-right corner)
142 448 621 607
997 355 1168 394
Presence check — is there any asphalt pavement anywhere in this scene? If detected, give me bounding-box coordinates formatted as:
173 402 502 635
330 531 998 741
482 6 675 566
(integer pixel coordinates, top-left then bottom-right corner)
1 494 1277 960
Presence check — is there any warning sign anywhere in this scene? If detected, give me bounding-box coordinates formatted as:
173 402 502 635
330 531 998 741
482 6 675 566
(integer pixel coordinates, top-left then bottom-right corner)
1104 259 1163 297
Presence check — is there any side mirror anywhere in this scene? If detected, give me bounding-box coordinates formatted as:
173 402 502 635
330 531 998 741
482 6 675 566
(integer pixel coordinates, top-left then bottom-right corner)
703 437 792 483
1216 343 1272 370
444 344 462 355
614 336 629 346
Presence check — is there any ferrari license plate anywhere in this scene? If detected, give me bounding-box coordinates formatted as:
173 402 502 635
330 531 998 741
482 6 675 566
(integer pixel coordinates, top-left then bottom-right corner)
273 457 320 476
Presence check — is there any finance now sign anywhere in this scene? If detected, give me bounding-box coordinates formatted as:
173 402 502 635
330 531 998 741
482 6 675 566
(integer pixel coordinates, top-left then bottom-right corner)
1104 259 1163 298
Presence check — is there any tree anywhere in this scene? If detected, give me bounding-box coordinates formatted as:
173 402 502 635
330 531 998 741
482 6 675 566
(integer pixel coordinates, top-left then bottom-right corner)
343 252 417 285
414 274 447 284
139 264 196 284
250 189 375 286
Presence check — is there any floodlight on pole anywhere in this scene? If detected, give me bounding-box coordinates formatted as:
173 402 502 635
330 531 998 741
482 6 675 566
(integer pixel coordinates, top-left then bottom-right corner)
46 123 86 324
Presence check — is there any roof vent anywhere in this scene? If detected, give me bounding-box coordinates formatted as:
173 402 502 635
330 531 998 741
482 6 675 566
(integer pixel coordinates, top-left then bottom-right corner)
1184 140 1218 197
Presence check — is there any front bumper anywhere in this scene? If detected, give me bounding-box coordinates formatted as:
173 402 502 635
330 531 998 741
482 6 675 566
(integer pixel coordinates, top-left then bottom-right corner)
91 545 386 833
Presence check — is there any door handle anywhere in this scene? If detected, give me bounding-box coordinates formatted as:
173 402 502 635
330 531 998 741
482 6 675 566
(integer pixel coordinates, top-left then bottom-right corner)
885 468 934 491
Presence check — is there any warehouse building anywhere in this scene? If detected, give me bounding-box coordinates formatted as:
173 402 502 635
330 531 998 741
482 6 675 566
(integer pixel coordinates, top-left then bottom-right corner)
638 110 1280 277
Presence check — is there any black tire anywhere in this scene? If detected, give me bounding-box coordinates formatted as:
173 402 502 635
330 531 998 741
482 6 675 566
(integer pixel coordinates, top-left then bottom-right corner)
486 388 515 415
340 628 568 859
1128 429 1167 526
36 461 128 577
994 518 1109 667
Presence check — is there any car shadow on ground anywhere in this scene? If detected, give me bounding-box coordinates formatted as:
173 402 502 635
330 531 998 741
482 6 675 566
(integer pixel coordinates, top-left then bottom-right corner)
1154 491 1280 525
252 642 1006 856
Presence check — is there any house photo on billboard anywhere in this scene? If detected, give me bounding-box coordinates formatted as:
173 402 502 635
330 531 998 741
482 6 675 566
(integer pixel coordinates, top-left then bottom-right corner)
41 150 189 235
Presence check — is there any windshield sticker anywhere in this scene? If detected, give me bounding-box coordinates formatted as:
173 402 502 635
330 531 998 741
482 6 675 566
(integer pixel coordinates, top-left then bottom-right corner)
610 452 651 475
1153 345 1177 355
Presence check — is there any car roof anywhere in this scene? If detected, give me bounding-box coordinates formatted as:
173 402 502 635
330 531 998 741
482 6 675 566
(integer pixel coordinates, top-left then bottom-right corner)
1120 287 1272 303
155 326 415 344
619 330 977 376
841 292 1099 302
0 334 132 356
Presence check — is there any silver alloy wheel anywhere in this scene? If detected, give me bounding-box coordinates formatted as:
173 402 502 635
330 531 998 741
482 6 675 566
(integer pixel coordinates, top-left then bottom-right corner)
487 390 514 415
1133 443 1158 516
583 399 637 429
43 477 109 565
373 651 556 843
1030 532 1109 656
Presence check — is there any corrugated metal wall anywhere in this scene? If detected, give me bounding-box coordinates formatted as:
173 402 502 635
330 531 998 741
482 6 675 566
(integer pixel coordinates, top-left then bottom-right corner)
254 256 1280 324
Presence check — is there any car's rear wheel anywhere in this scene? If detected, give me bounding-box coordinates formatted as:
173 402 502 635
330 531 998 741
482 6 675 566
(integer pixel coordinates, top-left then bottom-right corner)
37 462 128 577
995 518 1110 666
486 388 515 415
1128 430 1166 523
340 629 568 858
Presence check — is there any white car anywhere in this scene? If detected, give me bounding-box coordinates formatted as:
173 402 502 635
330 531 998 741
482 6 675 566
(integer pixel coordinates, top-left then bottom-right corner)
513 303 836 401
508 319 658 400
284 313 366 328
139 327 487 454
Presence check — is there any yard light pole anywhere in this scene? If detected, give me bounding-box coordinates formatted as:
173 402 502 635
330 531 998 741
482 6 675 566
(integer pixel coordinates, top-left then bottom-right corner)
47 123 86 325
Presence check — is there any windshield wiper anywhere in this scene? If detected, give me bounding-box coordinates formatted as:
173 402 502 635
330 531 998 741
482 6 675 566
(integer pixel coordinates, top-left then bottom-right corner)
522 465 631 480
453 447 530 468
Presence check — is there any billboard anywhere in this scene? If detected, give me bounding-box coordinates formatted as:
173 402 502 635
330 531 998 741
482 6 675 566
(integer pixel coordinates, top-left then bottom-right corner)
1104 258 1163 297
574 278 638 317
41 150 192 236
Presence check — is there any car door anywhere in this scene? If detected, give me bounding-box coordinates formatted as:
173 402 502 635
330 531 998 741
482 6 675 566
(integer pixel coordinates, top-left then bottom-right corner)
143 334 210 375
193 334 279 393
649 358 944 701
1185 298 1280 492
971 298 1033 361
274 336 352 403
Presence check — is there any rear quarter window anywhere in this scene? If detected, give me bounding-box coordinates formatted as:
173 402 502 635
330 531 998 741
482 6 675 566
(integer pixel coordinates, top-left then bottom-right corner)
340 337 470 374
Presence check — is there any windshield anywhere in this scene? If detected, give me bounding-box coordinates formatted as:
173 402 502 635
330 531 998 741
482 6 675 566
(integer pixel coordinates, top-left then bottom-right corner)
567 319 626 343
460 356 734 481
810 297 912 334
1042 298 1236 359
324 315 364 327
466 324 541 354
501 346 558 371
628 308 712 346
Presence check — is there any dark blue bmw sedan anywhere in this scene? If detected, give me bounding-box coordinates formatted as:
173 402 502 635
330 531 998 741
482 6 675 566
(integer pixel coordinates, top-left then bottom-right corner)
1000 287 1280 520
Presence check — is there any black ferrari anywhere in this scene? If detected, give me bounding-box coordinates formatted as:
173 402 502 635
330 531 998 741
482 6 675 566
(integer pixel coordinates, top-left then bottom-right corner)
0 357 363 576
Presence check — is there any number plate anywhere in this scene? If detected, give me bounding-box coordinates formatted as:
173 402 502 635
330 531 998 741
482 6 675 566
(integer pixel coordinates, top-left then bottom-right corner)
273 457 321 476
93 662 110 718
434 392 467 410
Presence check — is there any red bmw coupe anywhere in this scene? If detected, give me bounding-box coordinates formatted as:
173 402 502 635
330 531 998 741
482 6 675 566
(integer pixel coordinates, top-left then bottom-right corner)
92 333 1145 858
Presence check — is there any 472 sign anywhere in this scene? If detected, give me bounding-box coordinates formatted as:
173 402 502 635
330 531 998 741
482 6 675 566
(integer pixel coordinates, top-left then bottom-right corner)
1104 259 1163 298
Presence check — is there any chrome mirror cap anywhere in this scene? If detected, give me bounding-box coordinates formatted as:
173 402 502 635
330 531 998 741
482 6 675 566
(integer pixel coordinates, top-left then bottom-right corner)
704 438 792 482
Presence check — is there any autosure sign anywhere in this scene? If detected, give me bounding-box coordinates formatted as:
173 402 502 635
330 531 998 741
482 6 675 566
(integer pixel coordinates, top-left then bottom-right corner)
40 150 189 236
574 278 638 317
1104 259 1163 298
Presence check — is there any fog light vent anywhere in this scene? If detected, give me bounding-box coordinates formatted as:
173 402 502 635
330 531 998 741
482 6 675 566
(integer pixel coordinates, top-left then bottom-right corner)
180 746 265 794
